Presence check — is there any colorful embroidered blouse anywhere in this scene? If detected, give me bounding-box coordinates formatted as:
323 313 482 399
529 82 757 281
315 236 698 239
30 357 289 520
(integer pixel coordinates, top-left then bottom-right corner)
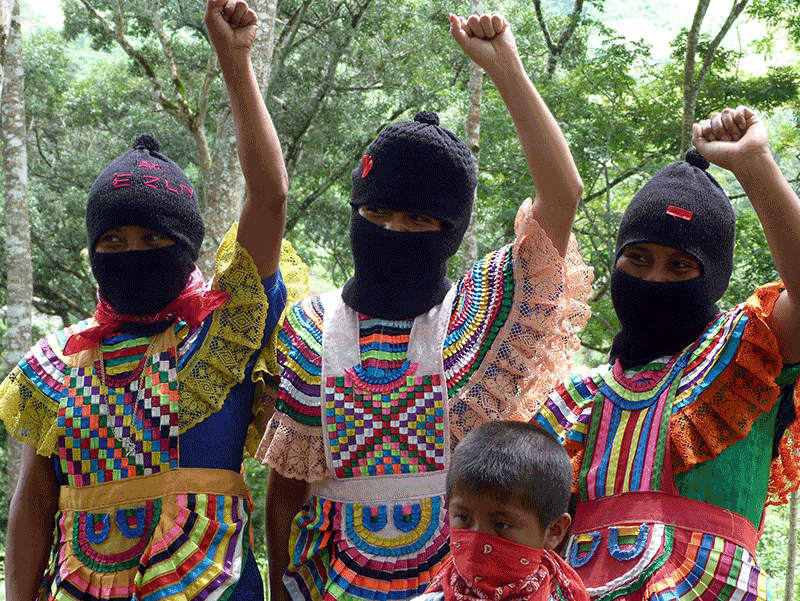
534 283 800 601
258 199 593 479
0 226 308 601
537 282 800 518
254 199 592 601
0 227 306 461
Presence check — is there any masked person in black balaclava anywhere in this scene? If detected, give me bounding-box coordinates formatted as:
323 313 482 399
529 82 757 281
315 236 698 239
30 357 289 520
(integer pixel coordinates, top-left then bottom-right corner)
341 109 477 320
2 2 306 599
608 147 736 370
258 13 593 601
536 105 800 601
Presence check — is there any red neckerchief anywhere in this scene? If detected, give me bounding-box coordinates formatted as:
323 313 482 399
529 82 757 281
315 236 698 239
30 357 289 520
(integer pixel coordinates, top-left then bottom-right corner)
428 530 588 601
64 268 229 355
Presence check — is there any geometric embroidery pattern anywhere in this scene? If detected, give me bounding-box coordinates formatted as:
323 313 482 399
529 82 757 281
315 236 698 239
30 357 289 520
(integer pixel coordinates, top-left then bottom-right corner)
71 499 162 572
47 492 249 600
58 349 180 487
325 372 445 479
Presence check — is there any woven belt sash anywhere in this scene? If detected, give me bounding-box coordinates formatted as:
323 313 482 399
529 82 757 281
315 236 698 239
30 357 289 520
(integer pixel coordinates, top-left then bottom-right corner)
572 490 759 555
59 468 249 511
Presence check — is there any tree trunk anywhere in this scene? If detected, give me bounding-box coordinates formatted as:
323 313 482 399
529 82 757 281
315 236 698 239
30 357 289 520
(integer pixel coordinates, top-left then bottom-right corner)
251 0 278 85
198 91 246 275
679 0 750 155
0 0 13 94
460 0 484 270
786 489 799 601
2 0 32 501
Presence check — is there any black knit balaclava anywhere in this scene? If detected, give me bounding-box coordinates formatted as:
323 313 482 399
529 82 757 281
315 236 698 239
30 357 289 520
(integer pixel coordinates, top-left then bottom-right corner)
342 111 477 319
609 149 736 368
86 134 204 316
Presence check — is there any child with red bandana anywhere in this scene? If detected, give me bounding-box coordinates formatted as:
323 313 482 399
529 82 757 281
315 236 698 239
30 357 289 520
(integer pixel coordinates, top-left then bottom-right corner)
416 421 588 601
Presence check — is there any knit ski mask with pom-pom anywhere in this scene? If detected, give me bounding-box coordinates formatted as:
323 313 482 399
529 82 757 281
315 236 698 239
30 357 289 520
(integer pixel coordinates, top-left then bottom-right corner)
342 111 477 320
609 149 736 368
86 134 204 316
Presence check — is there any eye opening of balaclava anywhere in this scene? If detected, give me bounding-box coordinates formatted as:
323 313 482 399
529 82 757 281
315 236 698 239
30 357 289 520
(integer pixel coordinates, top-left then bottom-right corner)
342 111 477 320
86 134 204 317
609 149 736 368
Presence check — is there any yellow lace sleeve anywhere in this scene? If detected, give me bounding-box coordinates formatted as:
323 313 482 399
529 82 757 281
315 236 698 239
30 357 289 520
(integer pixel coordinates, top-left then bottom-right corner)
253 239 308 378
178 223 273 434
0 321 90 458
0 365 60 457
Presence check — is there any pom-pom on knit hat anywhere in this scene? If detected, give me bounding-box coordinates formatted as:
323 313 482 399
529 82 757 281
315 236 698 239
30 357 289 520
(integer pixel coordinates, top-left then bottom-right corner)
86 134 204 260
350 111 477 255
614 148 736 302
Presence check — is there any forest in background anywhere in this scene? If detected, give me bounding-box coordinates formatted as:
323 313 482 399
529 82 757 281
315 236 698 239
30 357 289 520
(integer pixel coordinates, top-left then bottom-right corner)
0 0 799 597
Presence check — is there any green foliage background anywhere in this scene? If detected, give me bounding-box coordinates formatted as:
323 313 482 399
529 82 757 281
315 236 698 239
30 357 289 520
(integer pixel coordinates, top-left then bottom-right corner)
2 0 800 596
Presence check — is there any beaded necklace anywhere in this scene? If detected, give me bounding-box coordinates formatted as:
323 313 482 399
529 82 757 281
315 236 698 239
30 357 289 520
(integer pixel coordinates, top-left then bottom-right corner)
94 333 160 458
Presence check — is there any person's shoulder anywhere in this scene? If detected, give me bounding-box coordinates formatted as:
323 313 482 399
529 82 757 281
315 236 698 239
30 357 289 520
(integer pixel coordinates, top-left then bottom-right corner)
33 317 95 356
554 364 608 396
261 268 285 294
285 293 331 329
2 318 95 409
687 303 749 360
276 294 330 364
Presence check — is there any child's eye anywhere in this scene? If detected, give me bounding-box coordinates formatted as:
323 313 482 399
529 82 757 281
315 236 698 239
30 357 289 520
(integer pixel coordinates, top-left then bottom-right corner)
494 522 511 531
451 513 471 526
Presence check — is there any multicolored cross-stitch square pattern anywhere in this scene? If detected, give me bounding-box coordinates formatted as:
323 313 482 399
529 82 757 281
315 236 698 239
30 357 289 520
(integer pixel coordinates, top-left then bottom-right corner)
58 352 179 487
325 373 445 479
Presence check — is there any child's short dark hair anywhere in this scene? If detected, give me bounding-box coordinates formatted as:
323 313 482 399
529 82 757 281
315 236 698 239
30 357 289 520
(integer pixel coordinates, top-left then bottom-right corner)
447 421 572 530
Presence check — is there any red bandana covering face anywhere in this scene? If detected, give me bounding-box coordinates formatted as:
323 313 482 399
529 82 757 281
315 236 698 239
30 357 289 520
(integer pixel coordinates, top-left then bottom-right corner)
427 530 588 601
64 268 229 355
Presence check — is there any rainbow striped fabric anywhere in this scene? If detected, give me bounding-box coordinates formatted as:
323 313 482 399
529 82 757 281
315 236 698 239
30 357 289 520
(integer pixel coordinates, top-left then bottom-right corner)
282 293 453 601
286 494 450 601
58 337 181 486
536 294 797 601
272 246 515 437
44 470 253 601
33 323 258 600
